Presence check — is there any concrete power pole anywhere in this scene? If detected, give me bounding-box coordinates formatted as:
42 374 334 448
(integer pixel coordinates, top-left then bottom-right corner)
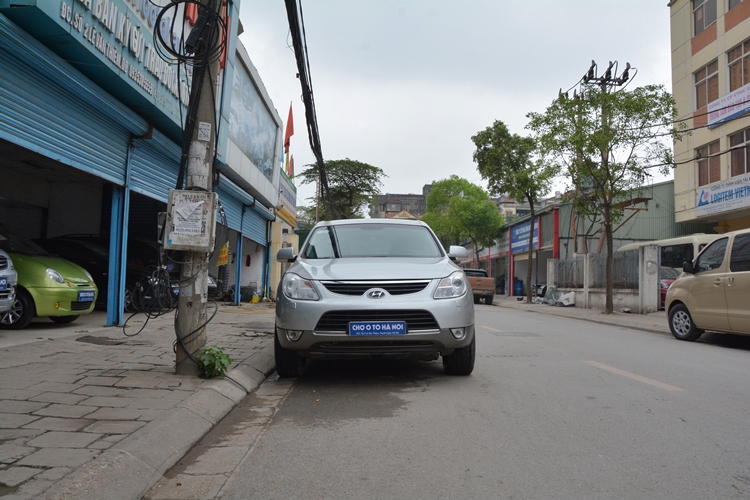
175 0 222 375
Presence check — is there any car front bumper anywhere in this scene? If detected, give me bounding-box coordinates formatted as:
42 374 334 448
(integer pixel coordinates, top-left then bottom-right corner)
28 286 97 316
276 285 475 358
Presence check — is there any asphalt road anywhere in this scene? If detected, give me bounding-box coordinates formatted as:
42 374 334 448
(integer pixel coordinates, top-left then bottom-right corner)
145 304 750 499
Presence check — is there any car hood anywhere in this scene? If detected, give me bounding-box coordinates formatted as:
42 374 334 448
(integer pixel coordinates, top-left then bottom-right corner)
288 257 460 281
9 253 93 281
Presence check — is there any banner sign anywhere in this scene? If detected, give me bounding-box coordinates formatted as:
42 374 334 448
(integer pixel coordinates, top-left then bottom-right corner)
511 218 540 254
708 81 750 128
696 172 750 217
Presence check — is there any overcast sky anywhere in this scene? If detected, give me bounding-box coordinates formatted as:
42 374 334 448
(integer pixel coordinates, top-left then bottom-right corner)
238 1 673 208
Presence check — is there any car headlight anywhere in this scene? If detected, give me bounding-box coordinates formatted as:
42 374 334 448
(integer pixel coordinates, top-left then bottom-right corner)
46 268 64 284
282 273 319 301
434 271 467 299
83 269 94 282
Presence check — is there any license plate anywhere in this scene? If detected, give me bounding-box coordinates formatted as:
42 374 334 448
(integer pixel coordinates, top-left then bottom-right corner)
348 321 407 336
0 277 6 291
78 290 95 302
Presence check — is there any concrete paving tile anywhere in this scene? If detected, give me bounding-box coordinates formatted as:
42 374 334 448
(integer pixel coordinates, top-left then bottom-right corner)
0 414 40 430
0 401 49 414
78 396 135 408
35 467 72 481
83 420 146 434
23 418 93 432
113 372 166 389
136 409 166 422
0 466 41 487
29 392 89 405
126 397 179 410
26 431 102 449
0 389 45 401
119 388 191 400
0 444 35 463
13 478 55 498
0 429 44 442
24 382 82 393
17 447 99 468
32 404 96 419
75 376 123 386
71 385 127 397
82 407 142 420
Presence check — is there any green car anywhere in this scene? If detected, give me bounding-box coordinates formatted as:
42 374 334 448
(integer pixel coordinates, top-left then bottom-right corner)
0 228 97 329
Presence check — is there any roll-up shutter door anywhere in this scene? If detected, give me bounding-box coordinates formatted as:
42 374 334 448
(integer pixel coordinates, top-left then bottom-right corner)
242 208 267 245
129 132 180 203
215 176 266 245
0 16 148 185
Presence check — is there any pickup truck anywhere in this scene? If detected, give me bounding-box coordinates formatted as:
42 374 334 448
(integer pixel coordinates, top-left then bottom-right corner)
464 269 495 305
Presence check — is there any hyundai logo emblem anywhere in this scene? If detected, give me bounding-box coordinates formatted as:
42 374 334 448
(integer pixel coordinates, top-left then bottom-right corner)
367 290 386 299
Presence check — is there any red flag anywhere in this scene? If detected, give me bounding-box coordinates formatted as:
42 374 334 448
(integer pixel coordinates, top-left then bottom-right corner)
284 103 294 153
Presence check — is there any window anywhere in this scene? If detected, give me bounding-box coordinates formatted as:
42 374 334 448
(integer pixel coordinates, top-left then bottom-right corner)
697 140 721 186
729 0 743 10
728 41 750 91
694 0 717 34
695 237 728 273
661 244 694 269
730 128 750 177
694 61 719 109
729 234 750 273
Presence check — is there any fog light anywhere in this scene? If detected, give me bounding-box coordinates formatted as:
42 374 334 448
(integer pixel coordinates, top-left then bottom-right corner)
286 330 303 342
450 328 466 340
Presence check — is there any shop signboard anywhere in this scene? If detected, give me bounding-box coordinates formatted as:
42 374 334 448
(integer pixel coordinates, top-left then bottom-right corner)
511 219 540 254
708 81 750 128
696 172 750 217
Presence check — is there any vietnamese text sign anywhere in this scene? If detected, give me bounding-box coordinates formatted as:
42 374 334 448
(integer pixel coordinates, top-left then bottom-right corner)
511 218 540 254
696 172 750 217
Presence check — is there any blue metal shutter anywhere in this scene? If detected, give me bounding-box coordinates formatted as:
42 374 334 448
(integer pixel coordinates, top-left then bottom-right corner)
129 131 180 203
215 176 266 245
242 208 267 245
0 16 148 185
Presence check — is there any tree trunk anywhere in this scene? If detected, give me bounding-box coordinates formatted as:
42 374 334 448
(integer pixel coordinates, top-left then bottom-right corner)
526 196 535 304
604 203 614 314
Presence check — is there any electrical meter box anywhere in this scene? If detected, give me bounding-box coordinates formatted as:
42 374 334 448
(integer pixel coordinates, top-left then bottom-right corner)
164 189 218 252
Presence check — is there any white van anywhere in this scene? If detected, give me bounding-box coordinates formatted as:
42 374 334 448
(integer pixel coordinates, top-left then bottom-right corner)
665 227 750 340
616 234 721 269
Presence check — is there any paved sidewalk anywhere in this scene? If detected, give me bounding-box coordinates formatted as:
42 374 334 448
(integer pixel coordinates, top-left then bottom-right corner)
0 303 277 500
494 295 672 336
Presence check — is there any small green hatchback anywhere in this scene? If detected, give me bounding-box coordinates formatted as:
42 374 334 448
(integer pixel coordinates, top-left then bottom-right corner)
0 227 97 329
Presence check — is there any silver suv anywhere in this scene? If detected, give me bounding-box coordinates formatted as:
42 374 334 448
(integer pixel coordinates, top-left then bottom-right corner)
275 219 475 377
0 249 17 314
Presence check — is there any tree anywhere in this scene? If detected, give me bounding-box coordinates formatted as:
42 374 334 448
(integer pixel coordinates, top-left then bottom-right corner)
526 83 682 313
296 158 386 220
472 120 558 304
421 176 504 260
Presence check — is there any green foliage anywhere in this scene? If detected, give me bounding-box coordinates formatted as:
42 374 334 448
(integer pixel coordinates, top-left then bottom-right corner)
526 84 682 223
200 346 231 378
471 120 558 209
296 158 387 220
422 176 503 252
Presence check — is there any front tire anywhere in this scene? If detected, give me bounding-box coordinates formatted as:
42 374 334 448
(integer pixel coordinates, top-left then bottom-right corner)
275 331 306 377
668 304 703 341
443 335 475 375
0 289 35 330
50 315 79 324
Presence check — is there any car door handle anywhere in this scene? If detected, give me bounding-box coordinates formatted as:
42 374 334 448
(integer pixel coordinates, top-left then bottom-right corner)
714 278 722 286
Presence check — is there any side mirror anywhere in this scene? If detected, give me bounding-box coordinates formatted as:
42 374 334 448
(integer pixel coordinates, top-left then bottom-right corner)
682 260 694 274
448 245 468 260
276 247 296 262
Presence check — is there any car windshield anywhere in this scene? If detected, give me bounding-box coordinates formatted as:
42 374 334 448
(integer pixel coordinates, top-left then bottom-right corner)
660 267 682 279
464 270 488 277
303 223 442 259
0 231 49 256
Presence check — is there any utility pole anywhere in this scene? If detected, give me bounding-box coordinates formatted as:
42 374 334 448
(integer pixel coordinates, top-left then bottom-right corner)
175 0 222 375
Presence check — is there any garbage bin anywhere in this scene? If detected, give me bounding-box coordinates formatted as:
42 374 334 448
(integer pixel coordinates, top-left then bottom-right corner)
514 280 524 297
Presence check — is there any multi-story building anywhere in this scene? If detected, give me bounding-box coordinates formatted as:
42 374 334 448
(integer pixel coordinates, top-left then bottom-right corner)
369 184 431 218
670 0 750 232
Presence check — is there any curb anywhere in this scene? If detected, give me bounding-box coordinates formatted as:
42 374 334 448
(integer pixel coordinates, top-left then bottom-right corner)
495 302 671 337
36 344 276 500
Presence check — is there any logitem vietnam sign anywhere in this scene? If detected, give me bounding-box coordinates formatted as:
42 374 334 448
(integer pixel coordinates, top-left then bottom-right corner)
511 218 540 254
695 172 750 217
708 81 750 128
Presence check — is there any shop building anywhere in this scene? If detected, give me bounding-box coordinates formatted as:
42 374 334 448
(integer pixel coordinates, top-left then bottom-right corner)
669 0 750 232
0 1 287 325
